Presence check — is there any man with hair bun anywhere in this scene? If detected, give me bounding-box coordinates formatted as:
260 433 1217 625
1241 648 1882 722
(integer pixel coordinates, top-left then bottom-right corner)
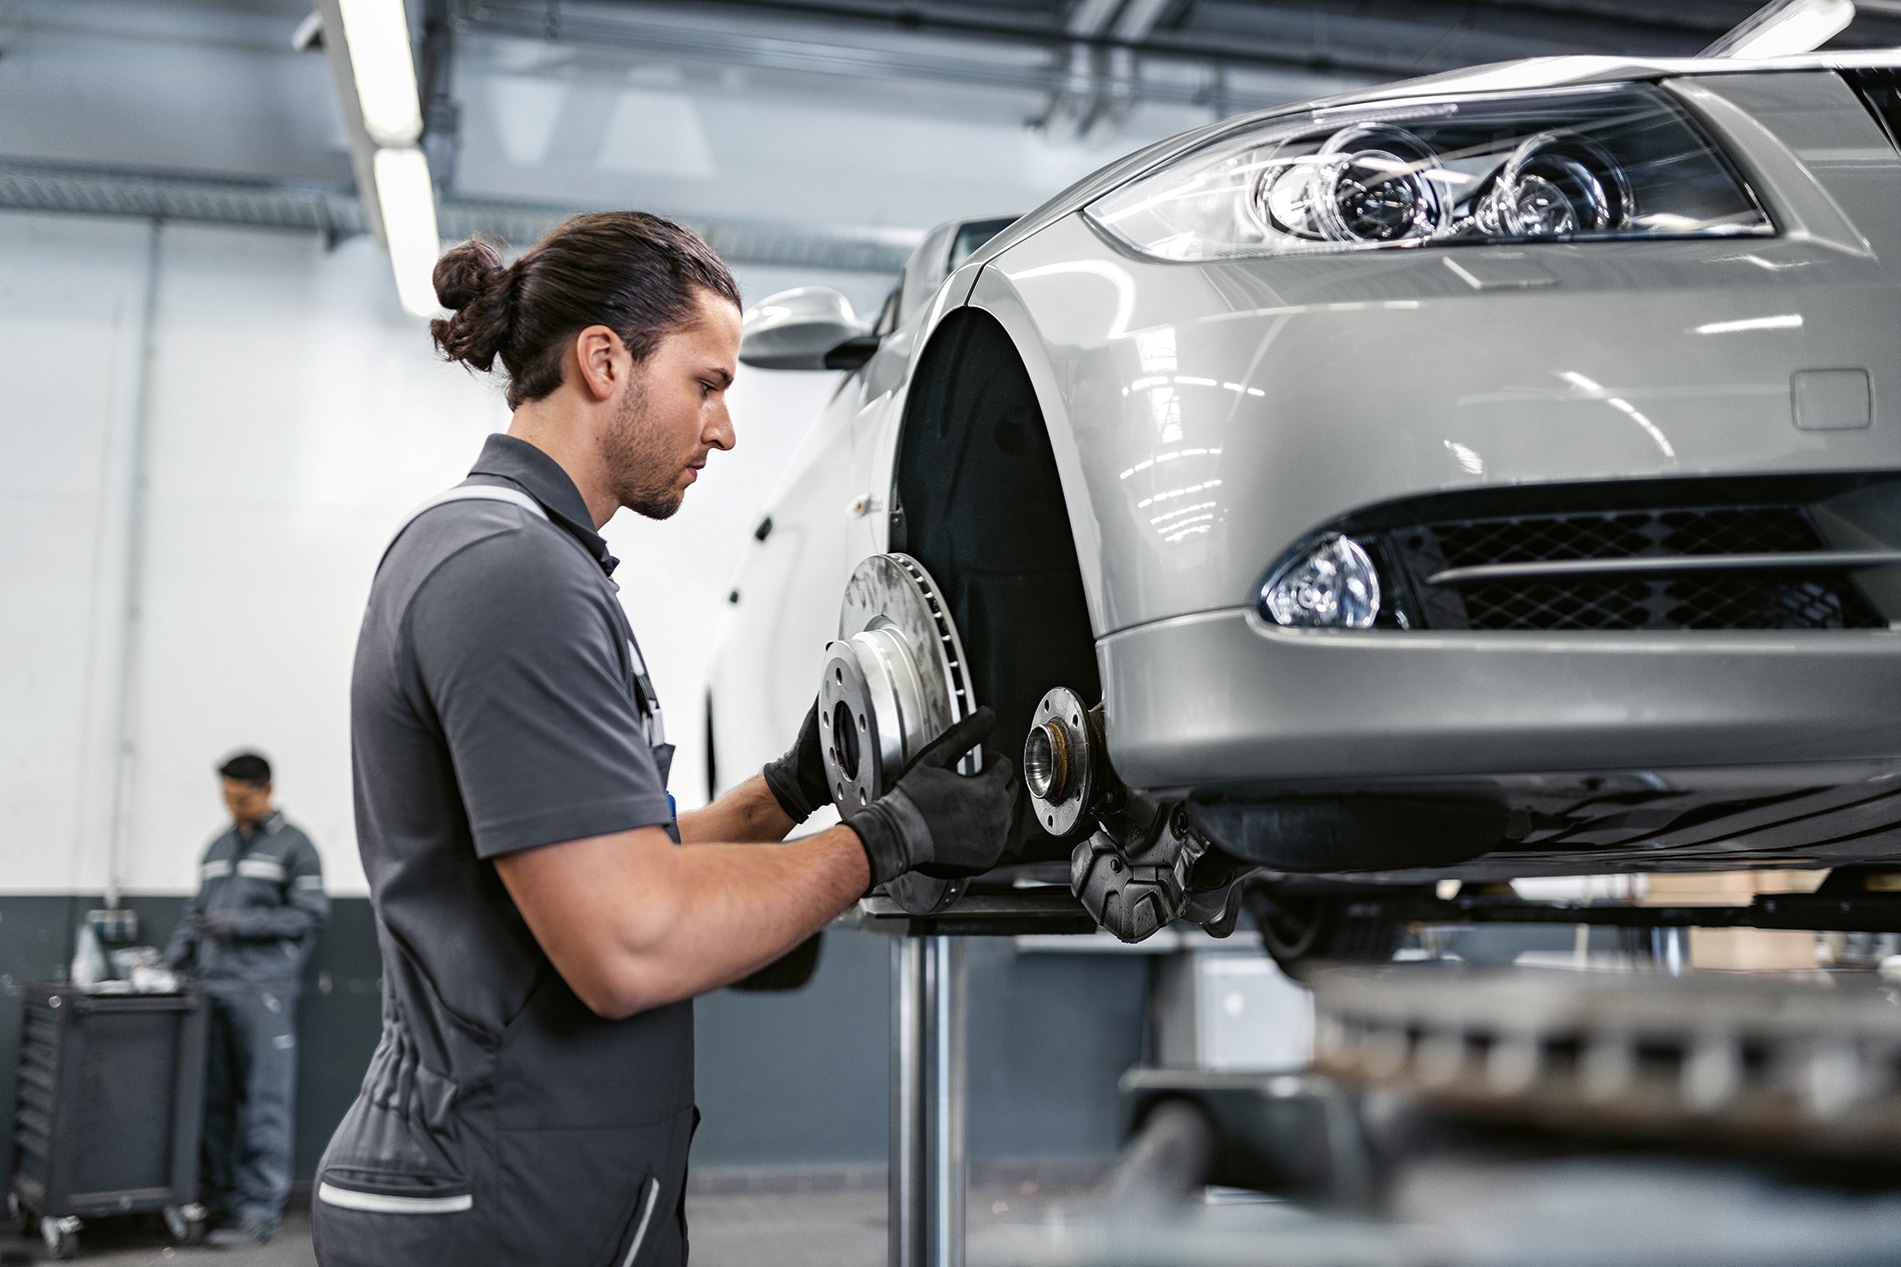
313 212 1015 1267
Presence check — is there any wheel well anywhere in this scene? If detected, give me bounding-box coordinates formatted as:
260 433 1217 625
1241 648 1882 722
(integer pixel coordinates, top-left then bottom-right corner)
890 308 1100 860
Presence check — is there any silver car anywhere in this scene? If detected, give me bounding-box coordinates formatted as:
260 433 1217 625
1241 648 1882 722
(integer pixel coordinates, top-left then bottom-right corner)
710 46 1901 967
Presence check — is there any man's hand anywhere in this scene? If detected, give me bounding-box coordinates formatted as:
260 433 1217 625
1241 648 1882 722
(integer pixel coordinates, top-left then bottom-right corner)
846 707 1018 886
196 912 239 941
761 700 832 824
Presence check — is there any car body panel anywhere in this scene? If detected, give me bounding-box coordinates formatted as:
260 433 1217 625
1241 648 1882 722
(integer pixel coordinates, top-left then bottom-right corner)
1101 609 1901 789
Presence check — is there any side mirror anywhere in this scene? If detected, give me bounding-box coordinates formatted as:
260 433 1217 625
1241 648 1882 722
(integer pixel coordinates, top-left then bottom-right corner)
822 334 881 372
739 287 876 371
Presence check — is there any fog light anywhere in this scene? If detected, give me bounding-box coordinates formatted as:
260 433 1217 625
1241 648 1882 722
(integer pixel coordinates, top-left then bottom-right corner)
1260 533 1380 628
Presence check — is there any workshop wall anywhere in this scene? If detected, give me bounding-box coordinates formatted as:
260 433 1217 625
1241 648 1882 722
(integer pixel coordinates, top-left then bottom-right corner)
0 900 1147 1183
0 207 884 901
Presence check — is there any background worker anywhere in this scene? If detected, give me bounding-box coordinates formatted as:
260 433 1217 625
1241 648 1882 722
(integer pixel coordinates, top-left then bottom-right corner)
165 751 329 1248
312 213 1016 1267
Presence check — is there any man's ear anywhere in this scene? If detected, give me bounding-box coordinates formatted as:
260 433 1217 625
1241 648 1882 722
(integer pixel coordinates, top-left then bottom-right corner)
571 325 626 402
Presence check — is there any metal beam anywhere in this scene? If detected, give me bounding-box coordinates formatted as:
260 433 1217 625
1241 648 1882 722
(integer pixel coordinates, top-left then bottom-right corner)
456 1 1339 108
577 0 1901 75
0 160 921 273
458 0 1403 82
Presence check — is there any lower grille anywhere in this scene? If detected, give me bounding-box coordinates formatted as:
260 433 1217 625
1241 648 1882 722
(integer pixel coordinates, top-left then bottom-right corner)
1387 503 1888 632
1456 573 1882 631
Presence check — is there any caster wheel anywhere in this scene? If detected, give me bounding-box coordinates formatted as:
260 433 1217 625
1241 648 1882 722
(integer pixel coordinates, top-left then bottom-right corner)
41 1215 80 1260
164 1202 208 1246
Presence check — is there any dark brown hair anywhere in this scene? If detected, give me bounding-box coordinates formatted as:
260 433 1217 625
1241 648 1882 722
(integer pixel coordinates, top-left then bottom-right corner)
430 212 740 409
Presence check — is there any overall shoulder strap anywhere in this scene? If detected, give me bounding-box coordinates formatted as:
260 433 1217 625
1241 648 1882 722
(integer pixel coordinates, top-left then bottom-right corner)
403 484 549 528
378 484 551 567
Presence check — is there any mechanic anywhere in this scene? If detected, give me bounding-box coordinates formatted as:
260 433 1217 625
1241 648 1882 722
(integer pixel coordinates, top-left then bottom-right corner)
311 211 1017 1267
165 750 328 1248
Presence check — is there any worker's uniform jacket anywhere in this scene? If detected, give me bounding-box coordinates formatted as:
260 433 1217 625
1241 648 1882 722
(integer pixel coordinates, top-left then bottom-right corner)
314 435 689 1267
166 812 329 987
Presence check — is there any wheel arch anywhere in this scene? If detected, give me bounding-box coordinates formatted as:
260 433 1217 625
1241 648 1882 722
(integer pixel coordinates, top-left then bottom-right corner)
887 300 1102 859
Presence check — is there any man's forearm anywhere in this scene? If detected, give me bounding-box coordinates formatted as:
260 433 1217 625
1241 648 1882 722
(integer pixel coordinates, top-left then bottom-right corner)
677 773 798 844
494 820 867 1019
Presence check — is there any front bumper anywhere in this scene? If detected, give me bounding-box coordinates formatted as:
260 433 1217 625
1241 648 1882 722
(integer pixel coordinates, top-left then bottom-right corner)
1100 609 1901 792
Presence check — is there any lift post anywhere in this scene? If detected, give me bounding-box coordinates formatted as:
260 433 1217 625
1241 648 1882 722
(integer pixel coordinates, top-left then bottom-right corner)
890 935 964 1267
847 890 1096 1267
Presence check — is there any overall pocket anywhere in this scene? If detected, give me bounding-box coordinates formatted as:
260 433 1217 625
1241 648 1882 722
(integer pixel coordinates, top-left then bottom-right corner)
313 1051 481 1267
495 1107 694 1267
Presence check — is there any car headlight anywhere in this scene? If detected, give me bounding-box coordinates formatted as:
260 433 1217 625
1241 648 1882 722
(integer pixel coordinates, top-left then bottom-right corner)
1087 83 1770 262
1260 534 1381 629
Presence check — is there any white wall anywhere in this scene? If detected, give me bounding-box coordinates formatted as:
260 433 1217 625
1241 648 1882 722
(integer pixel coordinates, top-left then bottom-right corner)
0 209 883 896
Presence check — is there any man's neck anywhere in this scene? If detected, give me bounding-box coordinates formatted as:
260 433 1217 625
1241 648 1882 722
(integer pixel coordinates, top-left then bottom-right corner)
507 409 617 529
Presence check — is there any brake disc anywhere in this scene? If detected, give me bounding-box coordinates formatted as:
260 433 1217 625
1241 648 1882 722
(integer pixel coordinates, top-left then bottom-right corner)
819 553 977 914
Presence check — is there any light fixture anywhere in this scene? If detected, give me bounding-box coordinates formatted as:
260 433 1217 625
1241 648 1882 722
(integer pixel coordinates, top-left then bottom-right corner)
1087 84 1772 263
318 0 438 315
337 0 424 145
1259 534 1382 629
374 147 441 317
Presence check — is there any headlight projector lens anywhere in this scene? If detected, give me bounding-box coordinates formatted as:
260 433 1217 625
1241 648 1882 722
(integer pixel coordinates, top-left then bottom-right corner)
1260 534 1381 628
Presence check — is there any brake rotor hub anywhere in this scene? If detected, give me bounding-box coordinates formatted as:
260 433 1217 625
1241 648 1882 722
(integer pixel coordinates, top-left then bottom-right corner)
819 553 978 914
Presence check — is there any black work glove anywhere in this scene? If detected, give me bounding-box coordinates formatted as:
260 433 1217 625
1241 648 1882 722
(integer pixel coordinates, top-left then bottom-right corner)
763 700 832 824
847 707 1018 887
196 912 238 942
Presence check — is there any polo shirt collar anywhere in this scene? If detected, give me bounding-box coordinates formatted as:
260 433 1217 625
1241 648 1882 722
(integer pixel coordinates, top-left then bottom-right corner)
466 433 619 576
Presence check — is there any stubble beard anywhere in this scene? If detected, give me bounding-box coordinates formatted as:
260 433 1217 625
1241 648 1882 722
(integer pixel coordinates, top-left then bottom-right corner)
601 381 686 521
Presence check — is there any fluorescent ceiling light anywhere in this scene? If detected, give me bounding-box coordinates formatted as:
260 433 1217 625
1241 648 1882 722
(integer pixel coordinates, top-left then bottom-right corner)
1694 314 1804 334
1702 0 1856 58
374 147 440 317
339 0 423 145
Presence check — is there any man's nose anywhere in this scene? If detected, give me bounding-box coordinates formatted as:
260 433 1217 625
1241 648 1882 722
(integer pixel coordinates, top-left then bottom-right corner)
706 405 736 452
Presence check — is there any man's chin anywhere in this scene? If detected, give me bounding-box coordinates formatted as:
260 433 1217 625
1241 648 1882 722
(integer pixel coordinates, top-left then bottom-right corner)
626 489 685 521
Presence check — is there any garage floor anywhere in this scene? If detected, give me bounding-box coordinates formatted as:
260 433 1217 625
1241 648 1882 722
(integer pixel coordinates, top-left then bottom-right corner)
0 1179 1099 1266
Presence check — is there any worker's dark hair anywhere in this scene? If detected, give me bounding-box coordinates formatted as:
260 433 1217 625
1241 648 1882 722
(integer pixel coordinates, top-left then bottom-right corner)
217 752 271 788
429 212 741 409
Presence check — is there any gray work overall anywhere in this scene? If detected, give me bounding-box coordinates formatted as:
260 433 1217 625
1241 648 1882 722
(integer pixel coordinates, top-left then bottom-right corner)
314 462 693 1267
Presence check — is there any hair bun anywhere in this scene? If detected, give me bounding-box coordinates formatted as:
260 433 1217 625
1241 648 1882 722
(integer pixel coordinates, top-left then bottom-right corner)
430 236 512 372
433 237 503 310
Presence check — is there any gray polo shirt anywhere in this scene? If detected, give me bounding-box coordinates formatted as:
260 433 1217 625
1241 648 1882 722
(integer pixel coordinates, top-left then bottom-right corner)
318 434 694 1267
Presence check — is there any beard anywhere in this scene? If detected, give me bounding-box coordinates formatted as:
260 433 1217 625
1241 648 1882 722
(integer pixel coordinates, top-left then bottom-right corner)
600 381 687 520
